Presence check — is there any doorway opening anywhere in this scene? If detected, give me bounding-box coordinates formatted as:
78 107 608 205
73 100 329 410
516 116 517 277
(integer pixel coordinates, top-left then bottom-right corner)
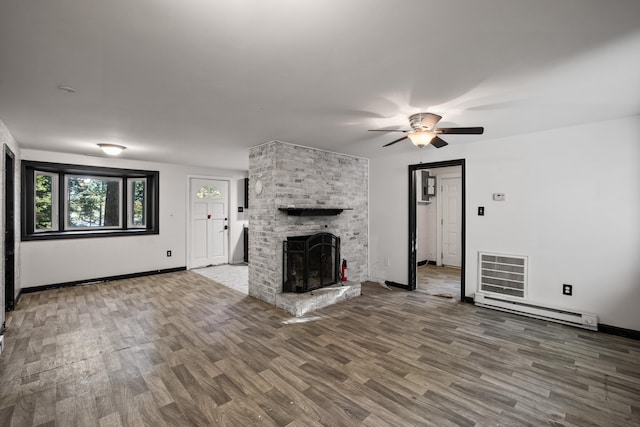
4 145 16 313
408 159 467 301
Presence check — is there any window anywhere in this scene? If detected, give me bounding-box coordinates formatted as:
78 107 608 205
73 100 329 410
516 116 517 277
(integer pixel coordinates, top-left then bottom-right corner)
128 178 147 228
196 185 221 199
35 171 58 232
65 175 123 230
22 161 159 240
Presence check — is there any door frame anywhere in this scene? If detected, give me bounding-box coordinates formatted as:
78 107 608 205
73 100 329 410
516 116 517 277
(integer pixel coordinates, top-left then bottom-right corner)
436 173 462 267
186 175 231 270
408 159 467 300
3 144 16 315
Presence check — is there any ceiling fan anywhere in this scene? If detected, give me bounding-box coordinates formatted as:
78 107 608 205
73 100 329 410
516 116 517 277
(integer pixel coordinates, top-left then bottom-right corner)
369 113 484 148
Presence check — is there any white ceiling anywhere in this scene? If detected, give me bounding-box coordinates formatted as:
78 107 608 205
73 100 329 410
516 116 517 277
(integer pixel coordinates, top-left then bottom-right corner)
1 0 639 170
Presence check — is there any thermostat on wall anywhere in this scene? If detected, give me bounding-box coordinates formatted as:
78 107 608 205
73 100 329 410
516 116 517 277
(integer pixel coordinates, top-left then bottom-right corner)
493 193 506 201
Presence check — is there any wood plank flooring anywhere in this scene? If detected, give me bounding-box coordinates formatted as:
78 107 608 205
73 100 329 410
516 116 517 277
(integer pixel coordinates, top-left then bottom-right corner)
417 264 461 301
1 271 639 426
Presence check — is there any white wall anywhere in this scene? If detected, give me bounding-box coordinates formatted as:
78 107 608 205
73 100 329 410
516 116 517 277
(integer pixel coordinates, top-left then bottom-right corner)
20 149 247 288
0 120 21 327
370 116 640 330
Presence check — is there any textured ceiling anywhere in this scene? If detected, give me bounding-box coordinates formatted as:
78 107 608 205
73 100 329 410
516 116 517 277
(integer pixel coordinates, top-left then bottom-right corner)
1 0 639 170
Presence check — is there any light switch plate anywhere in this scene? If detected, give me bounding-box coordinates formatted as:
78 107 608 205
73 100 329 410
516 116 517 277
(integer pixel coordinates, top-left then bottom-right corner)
493 193 506 201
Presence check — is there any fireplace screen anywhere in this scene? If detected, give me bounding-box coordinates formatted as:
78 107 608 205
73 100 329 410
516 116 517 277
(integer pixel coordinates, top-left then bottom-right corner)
283 233 340 293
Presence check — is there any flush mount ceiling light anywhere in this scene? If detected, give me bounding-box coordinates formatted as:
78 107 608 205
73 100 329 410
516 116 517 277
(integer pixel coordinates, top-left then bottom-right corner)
98 144 126 156
57 85 76 93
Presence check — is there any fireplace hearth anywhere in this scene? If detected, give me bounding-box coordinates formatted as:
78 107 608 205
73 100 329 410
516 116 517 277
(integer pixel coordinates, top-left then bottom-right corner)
283 233 340 293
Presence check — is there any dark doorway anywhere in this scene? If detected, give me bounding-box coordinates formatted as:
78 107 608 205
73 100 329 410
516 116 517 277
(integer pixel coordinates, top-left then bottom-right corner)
408 159 467 300
4 145 15 311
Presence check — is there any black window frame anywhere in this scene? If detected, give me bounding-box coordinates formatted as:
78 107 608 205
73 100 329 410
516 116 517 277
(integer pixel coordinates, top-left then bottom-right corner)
22 160 159 241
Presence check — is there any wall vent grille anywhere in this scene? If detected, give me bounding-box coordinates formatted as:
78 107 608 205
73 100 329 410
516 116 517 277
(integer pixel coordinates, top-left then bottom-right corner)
478 252 527 298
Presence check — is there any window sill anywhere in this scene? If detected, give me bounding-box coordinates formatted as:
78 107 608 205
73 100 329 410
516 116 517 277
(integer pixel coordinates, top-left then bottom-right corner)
22 228 159 241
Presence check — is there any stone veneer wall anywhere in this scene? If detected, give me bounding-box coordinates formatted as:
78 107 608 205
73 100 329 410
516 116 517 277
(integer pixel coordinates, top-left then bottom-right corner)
248 141 368 305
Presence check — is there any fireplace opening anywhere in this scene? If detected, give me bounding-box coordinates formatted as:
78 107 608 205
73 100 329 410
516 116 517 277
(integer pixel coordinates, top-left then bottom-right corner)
283 233 340 293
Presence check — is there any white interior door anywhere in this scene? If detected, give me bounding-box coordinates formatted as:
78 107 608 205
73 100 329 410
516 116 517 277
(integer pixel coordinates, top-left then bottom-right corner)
190 178 228 268
440 177 462 267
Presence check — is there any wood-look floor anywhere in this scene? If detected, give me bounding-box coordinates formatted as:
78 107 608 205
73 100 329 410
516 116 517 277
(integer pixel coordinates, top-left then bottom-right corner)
417 264 461 301
1 271 639 426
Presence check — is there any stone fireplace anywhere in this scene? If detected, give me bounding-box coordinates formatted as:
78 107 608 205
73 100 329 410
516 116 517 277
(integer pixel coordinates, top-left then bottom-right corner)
248 141 368 316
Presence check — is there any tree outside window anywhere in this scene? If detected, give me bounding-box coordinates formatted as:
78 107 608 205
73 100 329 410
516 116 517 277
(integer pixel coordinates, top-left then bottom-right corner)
35 172 58 231
129 178 146 228
66 176 122 229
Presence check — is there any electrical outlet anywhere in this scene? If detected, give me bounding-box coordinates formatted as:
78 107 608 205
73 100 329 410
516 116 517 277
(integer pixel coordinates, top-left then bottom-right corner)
384 258 391 267
563 284 572 296
167 250 172 257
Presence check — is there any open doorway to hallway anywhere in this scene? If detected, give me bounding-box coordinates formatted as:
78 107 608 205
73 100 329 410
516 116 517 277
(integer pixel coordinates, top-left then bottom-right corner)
408 159 466 301
417 166 462 299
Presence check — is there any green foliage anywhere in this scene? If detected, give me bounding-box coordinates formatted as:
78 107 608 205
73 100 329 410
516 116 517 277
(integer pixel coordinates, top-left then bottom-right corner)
67 177 121 227
35 174 53 229
196 185 221 199
131 179 146 226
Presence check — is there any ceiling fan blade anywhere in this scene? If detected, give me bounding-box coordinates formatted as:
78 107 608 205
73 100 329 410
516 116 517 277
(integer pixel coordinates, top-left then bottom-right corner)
436 127 484 135
383 136 408 147
431 136 448 148
368 129 409 133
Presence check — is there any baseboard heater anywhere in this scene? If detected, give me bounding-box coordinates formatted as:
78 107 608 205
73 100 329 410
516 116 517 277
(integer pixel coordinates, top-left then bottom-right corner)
474 293 598 330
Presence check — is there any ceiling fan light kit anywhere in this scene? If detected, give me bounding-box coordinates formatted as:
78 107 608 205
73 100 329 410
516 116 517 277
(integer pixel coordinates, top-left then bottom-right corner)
370 112 484 149
407 130 436 147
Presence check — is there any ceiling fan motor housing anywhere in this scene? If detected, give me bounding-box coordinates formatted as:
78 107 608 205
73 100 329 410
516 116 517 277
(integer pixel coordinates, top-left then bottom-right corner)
409 113 442 130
